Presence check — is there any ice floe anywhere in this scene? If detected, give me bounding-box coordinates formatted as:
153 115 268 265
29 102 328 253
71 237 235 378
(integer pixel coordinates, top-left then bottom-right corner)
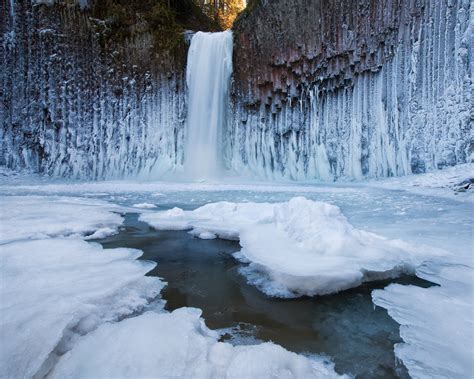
0 238 164 378
51 308 347 379
372 259 474 379
140 197 443 297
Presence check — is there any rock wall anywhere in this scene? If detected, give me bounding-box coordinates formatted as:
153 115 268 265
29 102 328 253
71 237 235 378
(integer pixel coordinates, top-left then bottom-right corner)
1 1 186 179
228 0 472 180
1 0 472 181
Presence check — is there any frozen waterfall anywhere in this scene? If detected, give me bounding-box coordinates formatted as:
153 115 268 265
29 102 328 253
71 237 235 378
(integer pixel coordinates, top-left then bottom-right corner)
184 31 233 179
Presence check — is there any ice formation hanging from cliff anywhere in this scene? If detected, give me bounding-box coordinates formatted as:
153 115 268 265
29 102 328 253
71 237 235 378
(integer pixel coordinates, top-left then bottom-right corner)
227 0 473 180
1 1 185 179
185 31 233 179
0 0 472 180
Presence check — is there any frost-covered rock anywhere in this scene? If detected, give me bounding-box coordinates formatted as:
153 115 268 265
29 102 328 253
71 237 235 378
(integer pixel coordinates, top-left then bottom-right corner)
51 308 347 379
1 1 185 179
2 0 472 181
141 197 442 297
229 0 472 180
372 260 474 379
0 238 164 378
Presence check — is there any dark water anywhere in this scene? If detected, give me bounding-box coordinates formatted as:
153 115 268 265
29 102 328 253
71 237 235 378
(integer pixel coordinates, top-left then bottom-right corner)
96 213 433 378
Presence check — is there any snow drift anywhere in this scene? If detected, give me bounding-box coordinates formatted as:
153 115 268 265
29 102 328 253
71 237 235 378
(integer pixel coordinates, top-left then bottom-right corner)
140 197 440 297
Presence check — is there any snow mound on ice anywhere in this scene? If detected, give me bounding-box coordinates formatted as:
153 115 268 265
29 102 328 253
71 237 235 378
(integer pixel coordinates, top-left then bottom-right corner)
0 238 165 378
132 202 157 209
372 259 474 379
0 196 123 243
141 197 439 297
51 308 347 379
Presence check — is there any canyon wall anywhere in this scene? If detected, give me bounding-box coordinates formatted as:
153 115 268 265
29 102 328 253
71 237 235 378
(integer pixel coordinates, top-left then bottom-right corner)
228 0 472 180
1 0 472 180
1 1 187 179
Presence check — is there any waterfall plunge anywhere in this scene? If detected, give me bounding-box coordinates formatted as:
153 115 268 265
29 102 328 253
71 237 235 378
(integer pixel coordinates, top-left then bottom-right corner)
184 31 233 180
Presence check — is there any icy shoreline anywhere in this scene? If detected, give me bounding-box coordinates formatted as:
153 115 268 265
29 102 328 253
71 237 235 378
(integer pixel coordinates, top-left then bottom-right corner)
0 195 346 378
0 166 472 378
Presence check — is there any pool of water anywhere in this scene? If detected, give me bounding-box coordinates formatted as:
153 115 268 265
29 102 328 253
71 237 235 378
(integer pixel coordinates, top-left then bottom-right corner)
96 213 433 378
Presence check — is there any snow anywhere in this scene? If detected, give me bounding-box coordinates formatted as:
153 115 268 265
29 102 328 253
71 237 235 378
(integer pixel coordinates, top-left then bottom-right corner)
0 190 347 378
367 163 474 202
0 238 164 378
0 167 472 378
372 259 474 379
132 202 157 209
140 197 443 297
0 196 123 244
51 308 347 379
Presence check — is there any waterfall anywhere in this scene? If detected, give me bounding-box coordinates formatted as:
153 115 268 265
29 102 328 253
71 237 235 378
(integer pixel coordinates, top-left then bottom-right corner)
184 31 233 180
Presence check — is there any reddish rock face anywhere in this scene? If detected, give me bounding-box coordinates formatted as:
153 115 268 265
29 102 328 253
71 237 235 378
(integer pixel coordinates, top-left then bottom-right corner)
226 0 471 179
232 0 413 107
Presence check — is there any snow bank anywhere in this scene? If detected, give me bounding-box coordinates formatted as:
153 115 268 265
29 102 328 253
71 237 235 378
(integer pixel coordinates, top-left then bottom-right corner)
372 260 474 379
368 163 474 202
0 238 164 378
51 308 347 379
141 197 440 297
0 196 123 243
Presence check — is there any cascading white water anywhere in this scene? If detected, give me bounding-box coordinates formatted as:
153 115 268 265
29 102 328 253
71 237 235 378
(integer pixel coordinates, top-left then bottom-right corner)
184 31 233 179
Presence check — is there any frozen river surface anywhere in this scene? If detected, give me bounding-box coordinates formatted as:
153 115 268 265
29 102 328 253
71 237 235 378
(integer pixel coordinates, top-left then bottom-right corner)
0 165 472 378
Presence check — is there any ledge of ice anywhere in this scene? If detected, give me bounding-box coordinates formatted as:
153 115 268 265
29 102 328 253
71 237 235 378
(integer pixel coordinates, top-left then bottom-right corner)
372 259 474 379
0 196 123 244
51 308 348 379
0 238 164 378
140 197 442 297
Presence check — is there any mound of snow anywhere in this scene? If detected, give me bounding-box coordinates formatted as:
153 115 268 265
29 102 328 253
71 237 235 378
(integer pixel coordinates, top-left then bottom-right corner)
372 259 474 379
0 196 123 243
0 239 164 378
141 197 441 297
132 202 157 209
51 308 347 379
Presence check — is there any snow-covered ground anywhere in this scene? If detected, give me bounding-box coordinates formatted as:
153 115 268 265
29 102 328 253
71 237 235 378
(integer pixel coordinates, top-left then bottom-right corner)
0 165 472 378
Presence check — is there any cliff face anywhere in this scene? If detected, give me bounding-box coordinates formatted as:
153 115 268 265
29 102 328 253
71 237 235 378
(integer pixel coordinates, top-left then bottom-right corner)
229 0 472 180
1 0 472 181
1 1 187 179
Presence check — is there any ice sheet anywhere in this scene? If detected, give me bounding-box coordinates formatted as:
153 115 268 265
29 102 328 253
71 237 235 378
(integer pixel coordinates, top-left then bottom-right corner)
0 195 123 243
372 259 474 379
0 238 164 378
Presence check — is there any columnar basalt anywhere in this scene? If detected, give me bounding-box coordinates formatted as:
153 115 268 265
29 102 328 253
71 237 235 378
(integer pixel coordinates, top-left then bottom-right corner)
229 0 472 180
1 0 472 180
1 1 187 179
